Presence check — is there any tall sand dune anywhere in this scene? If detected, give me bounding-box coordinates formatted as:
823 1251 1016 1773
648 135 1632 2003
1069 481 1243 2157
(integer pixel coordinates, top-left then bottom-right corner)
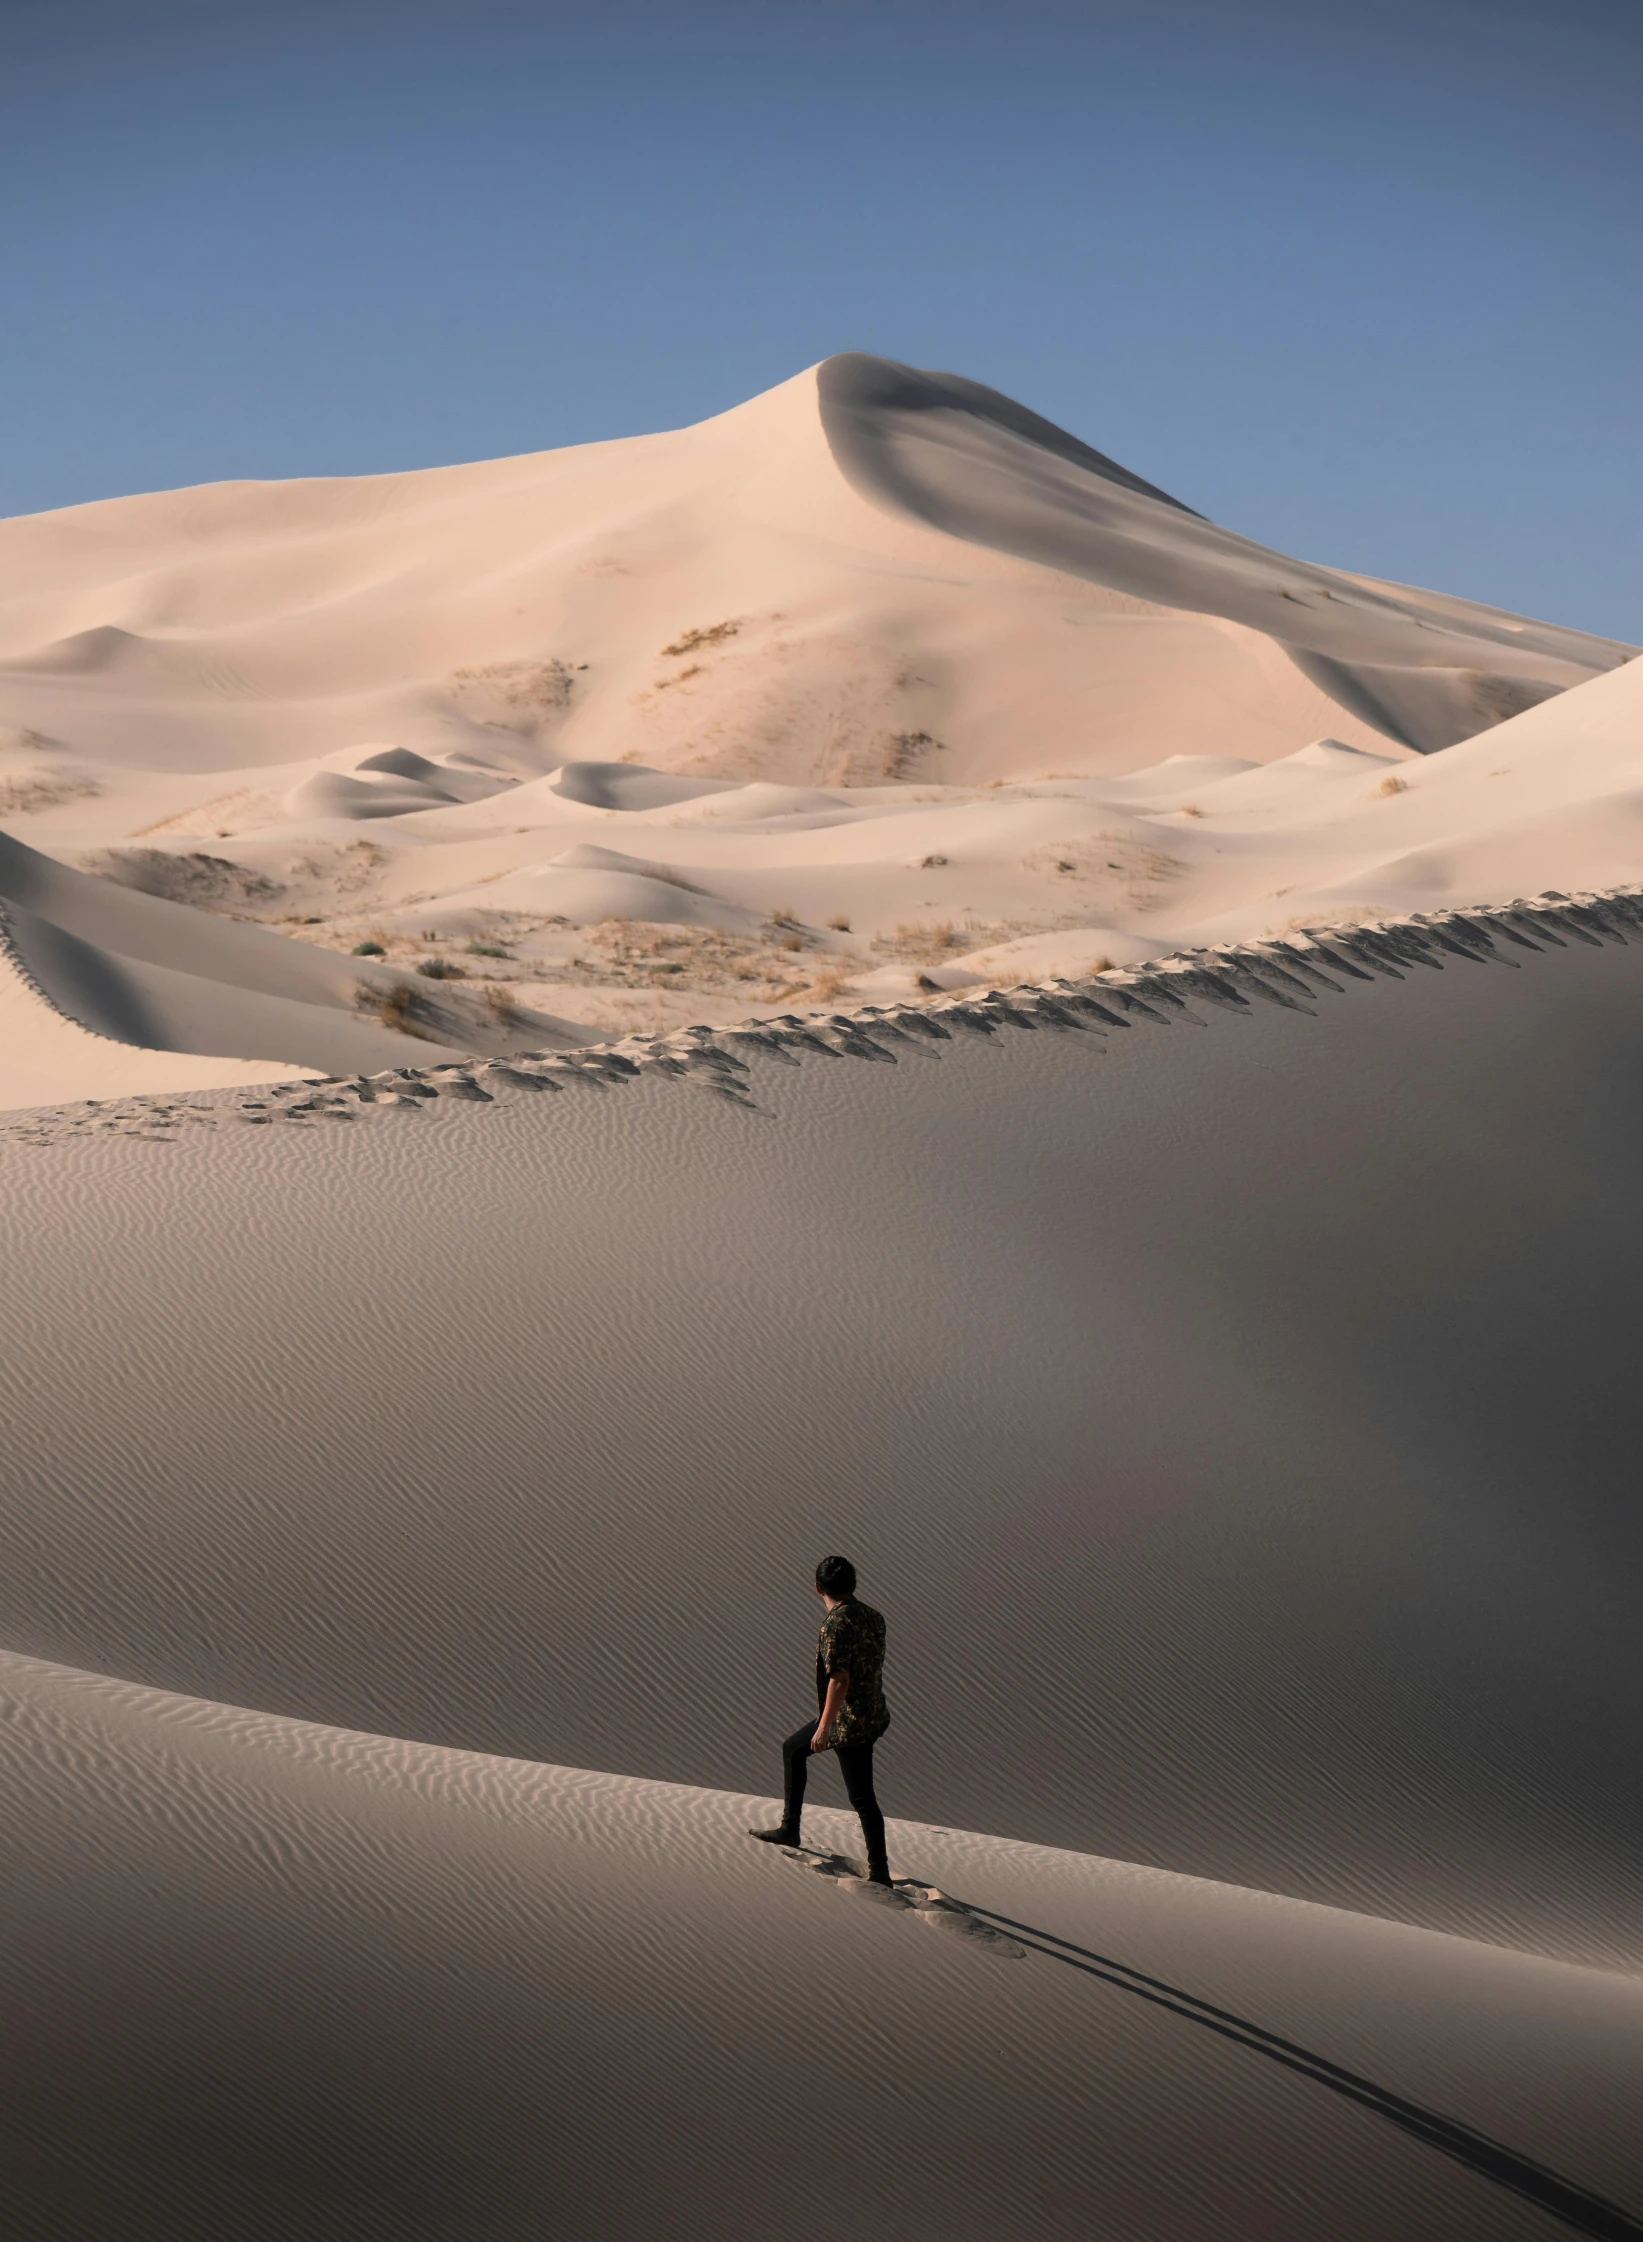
2 362 1640 2234
0 356 1634 1102
4 919 1641 1971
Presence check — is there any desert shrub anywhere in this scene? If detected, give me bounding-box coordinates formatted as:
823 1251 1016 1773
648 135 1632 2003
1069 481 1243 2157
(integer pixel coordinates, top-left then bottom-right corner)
417 957 465 980
85 848 281 910
888 731 943 779
352 940 386 957
448 659 576 737
354 982 438 1042
661 620 740 658
0 766 99 815
466 942 513 959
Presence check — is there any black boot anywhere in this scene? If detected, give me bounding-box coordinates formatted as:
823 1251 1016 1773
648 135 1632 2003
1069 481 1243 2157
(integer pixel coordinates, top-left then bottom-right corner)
748 1824 799 1847
867 1856 891 1886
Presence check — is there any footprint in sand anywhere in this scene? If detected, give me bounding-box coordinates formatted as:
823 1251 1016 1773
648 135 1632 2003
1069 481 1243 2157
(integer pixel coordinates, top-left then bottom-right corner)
780 1848 1024 1954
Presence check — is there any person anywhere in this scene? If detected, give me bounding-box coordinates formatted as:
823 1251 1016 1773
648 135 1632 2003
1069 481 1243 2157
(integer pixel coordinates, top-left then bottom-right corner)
749 1554 891 1884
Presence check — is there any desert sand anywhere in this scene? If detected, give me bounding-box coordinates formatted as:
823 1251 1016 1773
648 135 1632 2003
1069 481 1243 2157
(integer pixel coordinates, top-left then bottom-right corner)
2 361 1640 2236
0 353 1634 1100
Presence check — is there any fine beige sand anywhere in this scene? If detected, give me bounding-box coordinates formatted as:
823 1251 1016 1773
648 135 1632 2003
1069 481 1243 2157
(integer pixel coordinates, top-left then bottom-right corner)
3 360 1641 2237
3 894 1642 2231
0 354 1634 1103
4 1651 1638 2242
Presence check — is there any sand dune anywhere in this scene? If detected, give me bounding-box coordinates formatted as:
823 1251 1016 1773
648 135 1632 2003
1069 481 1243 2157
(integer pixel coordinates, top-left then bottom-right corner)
3 1647 1637 2240
3 360 1641 2233
4 902 1641 1980
0 354 1634 1100
0 912 316 1108
0 826 596 1094
817 355 1612 753
0 353 1621 787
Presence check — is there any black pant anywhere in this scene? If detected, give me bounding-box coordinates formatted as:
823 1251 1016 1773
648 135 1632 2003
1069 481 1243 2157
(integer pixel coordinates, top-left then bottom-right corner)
781 1721 887 1876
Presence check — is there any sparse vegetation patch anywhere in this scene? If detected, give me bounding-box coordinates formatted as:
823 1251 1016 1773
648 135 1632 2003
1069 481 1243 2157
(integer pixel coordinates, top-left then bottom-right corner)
1023 832 1185 913
83 848 283 910
0 765 100 816
449 658 576 733
661 620 740 658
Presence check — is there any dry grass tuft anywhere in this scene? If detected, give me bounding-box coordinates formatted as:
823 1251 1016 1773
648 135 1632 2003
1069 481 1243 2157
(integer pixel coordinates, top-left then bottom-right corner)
827 915 852 932
1023 833 1185 913
662 620 740 658
83 848 282 911
876 919 962 964
1377 775 1409 797
918 854 949 869
887 730 943 780
355 982 441 1042
0 766 100 816
482 984 518 1027
449 659 576 731
829 730 946 787
1178 803 1204 818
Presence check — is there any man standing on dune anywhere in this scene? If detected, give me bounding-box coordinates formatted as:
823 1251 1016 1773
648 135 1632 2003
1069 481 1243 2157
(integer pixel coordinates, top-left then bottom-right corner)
749 1555 892 1885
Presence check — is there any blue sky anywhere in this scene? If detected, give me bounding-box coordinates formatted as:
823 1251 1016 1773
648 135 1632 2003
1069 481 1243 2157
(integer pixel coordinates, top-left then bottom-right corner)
2 0 1637 637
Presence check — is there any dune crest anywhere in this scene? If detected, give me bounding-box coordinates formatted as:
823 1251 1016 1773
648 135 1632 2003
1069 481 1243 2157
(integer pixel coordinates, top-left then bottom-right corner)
0 354 1635 1104
3 367 1642 2231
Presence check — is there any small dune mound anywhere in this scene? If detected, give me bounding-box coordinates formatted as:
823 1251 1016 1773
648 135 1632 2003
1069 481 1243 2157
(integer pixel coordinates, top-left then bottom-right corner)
551 761 737 812
437 844 761 931
285 744 520 820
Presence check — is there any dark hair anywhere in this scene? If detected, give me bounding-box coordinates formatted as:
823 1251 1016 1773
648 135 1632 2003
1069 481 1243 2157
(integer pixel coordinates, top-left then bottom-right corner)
815 1554 857 1598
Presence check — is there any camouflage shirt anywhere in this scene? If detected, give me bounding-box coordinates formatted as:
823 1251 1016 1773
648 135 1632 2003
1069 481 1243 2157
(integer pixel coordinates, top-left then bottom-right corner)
814 1598 890 1748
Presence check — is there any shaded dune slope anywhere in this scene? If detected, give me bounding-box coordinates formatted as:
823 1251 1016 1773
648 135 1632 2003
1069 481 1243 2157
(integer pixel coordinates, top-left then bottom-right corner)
3 922 1641 1969
3 1651 1638 2242
816 354 1621 752
0 358 1627 793
0 906 315 1106
0 828 591 1075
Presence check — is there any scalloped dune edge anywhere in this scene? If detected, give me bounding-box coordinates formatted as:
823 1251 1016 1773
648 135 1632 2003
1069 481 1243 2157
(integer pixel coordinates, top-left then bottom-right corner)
5 881 1634 1138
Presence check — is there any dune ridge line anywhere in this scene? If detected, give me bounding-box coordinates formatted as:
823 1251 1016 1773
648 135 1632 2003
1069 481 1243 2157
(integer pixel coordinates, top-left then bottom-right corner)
4 881 1636 1141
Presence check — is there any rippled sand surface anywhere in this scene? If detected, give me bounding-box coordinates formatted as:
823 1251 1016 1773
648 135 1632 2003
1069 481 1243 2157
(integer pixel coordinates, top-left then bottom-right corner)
2 911 1641 2235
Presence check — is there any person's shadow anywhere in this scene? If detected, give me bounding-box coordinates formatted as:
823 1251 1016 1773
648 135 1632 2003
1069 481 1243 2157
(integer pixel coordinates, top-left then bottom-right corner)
786 1846 1642 2242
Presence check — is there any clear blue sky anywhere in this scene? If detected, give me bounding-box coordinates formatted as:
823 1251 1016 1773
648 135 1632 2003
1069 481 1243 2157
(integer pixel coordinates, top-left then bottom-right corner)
3 0 1638 638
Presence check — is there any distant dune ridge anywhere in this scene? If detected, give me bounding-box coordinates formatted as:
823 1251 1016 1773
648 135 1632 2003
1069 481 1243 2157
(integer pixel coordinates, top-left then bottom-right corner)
0 353 1635 1099
2 364 1642 2235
